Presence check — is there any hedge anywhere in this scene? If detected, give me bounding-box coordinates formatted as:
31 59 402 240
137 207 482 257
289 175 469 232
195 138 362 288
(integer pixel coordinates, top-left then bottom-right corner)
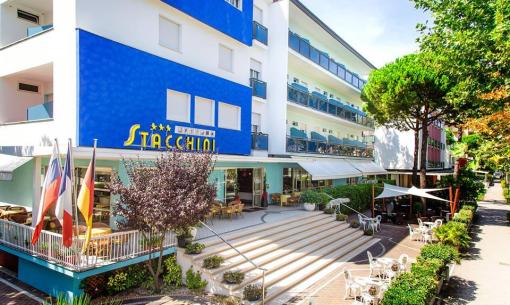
322 184 381 215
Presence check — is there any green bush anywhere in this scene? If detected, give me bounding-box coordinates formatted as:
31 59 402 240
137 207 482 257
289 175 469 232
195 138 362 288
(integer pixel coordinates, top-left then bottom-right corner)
223 271 245 284
350 220 360 228
453 208 474 224
434 221 471 249
439 168 486 202
419 244 460 265
380 271 437 305
185 267 207 291
300 190 330 207
243 284 264 302
202 255 224 269
106 264 149 294
43 293 121 305
185 243 206 255
336 213 348 221
322 184 376 215
323 207 335 214
163 255 182 288
411 258 443 278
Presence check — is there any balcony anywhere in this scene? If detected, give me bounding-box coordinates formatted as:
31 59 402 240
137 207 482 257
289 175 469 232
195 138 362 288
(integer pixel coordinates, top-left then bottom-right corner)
288 31 366 91
286 130 373 158
27 102 53 121
252 21 268 45
287 83 375 128
252 132 269 150
250 78 267 99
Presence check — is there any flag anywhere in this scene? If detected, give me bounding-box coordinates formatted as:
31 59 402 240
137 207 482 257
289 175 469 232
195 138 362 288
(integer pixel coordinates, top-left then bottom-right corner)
32 144 62 245
77 146 96 252
55 141 74 248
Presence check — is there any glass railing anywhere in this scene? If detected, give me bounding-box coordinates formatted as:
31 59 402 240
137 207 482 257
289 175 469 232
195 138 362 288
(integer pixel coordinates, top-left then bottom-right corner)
288 31 367 91
252 133 269 150
27 102 53 121
250 78 267 99
427 161 445 169
27 24 53 37
287 85 375 128
252 21 268 45
286 137 373 158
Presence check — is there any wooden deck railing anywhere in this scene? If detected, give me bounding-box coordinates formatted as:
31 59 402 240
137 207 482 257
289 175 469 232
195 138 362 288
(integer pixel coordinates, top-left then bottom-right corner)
0 219 176 271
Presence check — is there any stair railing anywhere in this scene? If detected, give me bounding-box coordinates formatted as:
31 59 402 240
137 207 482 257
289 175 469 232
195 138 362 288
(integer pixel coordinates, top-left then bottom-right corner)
323 193 370 219
199 220 268 305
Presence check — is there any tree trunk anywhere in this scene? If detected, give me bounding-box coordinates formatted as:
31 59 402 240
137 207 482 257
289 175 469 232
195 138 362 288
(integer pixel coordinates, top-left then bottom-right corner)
419 112 430 213
412 117 420 186
453 126 464 181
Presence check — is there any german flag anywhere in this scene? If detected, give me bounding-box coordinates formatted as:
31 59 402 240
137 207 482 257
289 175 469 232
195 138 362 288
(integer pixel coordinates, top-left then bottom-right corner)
77 146 95 252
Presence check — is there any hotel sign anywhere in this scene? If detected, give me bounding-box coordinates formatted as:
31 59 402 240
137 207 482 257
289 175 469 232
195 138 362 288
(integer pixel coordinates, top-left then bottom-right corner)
123 123 216 151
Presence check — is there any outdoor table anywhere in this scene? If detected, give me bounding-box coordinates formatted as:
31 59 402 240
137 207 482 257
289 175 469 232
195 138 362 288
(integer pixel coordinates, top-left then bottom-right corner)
423 221 435 228
280 194 290 206
354 277 384 288
0 210 26 219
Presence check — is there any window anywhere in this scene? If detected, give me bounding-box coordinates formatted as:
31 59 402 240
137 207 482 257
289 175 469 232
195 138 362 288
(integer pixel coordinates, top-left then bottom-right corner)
18 82 39 93
250 58 262 79
225 0 241 9
218 102 241 130
219 44 233 72
251 112 261 132
194 97 215 126
253 6 263 24
159 16 181 52
17 9 39 24
166 89 190 123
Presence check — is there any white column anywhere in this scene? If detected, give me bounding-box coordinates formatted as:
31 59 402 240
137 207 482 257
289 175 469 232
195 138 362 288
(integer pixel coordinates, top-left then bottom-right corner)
266 0 289 155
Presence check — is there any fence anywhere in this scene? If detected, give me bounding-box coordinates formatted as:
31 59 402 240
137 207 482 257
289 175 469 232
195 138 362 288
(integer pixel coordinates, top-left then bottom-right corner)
0 219 176 271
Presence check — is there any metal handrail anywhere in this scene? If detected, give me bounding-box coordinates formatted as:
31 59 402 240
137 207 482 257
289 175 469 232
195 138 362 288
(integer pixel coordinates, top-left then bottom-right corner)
199 221 267 304
323 193 370 219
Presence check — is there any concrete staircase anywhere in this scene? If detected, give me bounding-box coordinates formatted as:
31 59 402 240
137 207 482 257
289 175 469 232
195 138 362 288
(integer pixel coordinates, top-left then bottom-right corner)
179 212 377 304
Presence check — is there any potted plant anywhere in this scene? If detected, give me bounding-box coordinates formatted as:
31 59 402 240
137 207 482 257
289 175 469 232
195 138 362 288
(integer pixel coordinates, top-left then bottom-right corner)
336 213 348 221
223 271 245 285
243 284 264 302
301 190 320 211
175 227 193 248
202 255 224 269
185 243 206 255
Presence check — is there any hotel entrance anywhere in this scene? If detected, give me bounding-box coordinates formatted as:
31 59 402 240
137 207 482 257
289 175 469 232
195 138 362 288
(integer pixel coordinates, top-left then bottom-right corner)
224 168 265 208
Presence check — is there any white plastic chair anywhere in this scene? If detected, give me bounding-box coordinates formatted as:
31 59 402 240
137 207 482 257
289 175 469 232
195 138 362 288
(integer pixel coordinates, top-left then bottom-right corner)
367 251 383 278
422 229 433 243
344 270 362 300
434 219 443 228
408 224 421 241
374 215 382 232
398 253 409 273
358 214 368 231
417 218 425 231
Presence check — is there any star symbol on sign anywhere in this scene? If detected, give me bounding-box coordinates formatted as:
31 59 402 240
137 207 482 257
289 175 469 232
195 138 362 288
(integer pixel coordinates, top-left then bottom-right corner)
159 124 165 131
151 123 157 130
166 125 171 132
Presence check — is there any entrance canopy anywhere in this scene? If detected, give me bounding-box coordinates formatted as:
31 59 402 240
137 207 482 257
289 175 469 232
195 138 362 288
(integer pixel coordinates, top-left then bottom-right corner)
0 154 32 181
297 159 361 180
348 160 387 176
375 183 449 202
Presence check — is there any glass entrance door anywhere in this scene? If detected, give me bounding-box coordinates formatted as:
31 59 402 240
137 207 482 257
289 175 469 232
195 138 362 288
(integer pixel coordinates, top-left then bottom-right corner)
252 168 264 207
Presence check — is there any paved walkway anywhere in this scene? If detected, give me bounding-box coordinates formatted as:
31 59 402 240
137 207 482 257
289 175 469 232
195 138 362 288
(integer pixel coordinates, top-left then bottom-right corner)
441 182 510 305
0 269 47 305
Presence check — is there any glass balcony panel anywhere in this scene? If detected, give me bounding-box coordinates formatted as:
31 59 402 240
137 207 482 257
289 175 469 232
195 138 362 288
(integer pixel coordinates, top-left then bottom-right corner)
250 78 267 99
27 102 53 121
319 52 329 70
338 65 346 80
299 39 310 58
252 21 268 45
252 133 268 150
289 32 300 51
329 60 338 75
310 47 320 65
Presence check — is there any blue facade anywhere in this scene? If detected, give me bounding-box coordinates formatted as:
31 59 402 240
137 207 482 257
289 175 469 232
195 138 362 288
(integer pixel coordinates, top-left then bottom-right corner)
77 30 252 155
161 0 253 46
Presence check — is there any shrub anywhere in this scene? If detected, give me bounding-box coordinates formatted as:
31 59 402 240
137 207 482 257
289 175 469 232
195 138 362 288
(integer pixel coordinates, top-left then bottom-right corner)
350 220 360 228
419 244 460 265
223 271 245 285
185 243 206 255
454 208 474 224
364 227 375 236
323 207 335 214
243 284 264 302
336 213 348 221
163 255 182 288
202 255 224 269
106 272 129 294
300 190 329 207
210 295 242 305
106 264 149 294
433 221 471 249
380 271 437 305
185 267 207 291
411 258 443 278
322 184 375 215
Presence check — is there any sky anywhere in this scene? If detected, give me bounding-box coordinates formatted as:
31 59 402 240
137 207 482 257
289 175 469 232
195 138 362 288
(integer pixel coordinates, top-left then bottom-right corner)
299 0 430 68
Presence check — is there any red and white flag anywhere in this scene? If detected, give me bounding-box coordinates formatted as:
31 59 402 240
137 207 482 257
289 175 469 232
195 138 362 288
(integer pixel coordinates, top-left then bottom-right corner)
32 143 62 245
55 141 74 247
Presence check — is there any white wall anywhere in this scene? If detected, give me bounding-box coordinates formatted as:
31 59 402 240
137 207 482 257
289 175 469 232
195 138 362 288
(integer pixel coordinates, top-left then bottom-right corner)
0 77 51 123
374 126 417 170
76 0 251 87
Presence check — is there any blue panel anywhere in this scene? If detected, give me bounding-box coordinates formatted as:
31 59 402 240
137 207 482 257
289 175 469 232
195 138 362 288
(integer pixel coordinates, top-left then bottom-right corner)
27 102 53 121
77 30 252 155
161 0 253 45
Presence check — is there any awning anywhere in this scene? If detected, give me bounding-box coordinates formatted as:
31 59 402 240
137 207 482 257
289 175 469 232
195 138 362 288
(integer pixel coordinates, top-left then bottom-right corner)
376 183 449 202
0 154 32 181
348 160 387 176
297 159 362 180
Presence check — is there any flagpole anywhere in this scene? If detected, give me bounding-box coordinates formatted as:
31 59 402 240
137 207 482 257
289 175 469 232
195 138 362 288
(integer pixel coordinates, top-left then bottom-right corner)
69 139 80 236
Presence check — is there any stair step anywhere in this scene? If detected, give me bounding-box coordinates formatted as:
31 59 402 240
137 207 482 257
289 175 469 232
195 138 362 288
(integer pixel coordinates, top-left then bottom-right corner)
212 221 349 275
194 214 334 261
256 235 374 304
229 229 365 291
199 212 325 247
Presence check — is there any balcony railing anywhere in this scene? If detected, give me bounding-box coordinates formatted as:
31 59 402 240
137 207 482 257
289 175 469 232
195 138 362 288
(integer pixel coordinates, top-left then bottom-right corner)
27 24 53 37
250 78 267 99
286 137 373 158
27 102 53 121
252 132 269 150
0 219 176 271
252 21 268 45
289 31 366 91
287 84 374 128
